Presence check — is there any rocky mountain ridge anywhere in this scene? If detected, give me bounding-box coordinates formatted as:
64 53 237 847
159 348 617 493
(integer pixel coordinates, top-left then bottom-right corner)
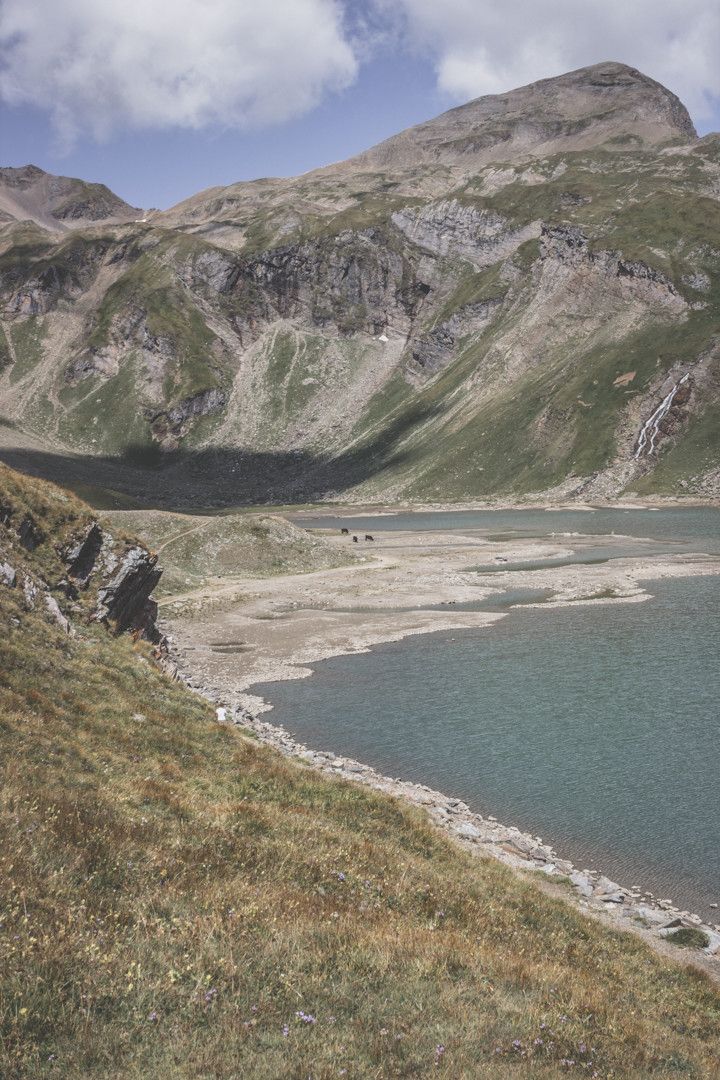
0 62 718 505
0 164 140 231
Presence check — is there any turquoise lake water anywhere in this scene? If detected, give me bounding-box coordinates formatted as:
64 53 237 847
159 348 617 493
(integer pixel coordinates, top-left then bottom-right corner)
253 508 720 916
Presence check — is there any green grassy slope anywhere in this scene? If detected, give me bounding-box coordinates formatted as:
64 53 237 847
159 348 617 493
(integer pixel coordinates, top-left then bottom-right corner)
1 464 720 1077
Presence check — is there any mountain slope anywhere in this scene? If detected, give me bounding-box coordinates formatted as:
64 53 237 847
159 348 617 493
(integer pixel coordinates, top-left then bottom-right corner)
0 165 140 232
0 63 719 506
2 460 720 1077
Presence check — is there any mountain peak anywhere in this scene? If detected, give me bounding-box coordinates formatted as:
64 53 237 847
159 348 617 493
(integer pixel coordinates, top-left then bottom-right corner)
340 61 696 176
0 165 139 231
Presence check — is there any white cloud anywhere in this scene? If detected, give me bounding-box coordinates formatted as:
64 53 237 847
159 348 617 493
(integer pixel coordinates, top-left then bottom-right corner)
0 0 357 145
382 0 720 123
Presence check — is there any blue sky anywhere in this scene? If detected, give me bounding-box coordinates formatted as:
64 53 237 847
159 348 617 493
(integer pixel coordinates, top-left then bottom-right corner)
1 52 450 210
1 1 719 210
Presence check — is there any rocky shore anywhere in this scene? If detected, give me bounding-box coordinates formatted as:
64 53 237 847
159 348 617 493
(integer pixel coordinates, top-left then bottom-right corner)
160 521 720 976
168 641 720 975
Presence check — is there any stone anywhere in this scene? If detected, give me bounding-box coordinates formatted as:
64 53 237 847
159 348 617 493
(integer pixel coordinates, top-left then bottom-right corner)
454 822 481 840
632 906 670 927
569 871 594 898
21 574 37 608
65 522 104 584
0 561 16 587
96 546 163 640
44 594 73 635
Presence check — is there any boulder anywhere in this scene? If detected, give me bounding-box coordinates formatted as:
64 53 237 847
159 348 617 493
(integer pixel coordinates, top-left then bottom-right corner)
569 871 594 898
455 822 481 840
45 594 73 635
0 560 16 587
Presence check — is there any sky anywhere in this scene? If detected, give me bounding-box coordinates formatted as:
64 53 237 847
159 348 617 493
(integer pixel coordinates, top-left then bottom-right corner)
1 0 719 211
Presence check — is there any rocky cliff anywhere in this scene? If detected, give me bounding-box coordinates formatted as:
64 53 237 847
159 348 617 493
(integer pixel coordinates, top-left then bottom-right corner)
0 62 718 505
0 463 166 645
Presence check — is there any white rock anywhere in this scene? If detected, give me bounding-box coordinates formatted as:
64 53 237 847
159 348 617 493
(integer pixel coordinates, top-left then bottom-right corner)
45 594 73 635
455 822 481 840
569 871 594 898
0 561 16 587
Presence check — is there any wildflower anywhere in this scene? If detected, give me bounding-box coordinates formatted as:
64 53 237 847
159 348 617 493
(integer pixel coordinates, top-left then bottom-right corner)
282 1024 290 1037
435 1044 445 1058
578 1042 587 1054
296 1010 317 1024
380 1028 389 1036
251 1004 258 1013
148 1011 159 1023
337 872 346 881
512 1040 522 1051
533 1037 544 1046
204 987 218 1004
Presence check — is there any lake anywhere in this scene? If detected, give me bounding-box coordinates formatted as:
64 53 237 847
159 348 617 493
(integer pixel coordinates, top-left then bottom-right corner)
252 508 720 916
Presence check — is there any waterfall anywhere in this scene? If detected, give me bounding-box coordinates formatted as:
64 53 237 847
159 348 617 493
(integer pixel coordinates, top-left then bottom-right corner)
634 374 689 459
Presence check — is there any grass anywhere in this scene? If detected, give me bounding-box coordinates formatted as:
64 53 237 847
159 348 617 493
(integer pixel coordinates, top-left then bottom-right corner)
666 929 712 950
101 509 356 596
0 326 12 373
1 463 720 1077
8 319 47 386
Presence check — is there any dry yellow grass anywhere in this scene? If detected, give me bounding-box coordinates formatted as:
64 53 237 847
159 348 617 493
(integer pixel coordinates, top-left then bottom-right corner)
1 463 719 1078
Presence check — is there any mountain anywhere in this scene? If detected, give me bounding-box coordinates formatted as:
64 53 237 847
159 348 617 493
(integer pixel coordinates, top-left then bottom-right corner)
0 164 140 231
0 62 719 507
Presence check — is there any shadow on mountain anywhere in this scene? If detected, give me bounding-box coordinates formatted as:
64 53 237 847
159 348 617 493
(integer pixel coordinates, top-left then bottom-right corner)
0 403 440 510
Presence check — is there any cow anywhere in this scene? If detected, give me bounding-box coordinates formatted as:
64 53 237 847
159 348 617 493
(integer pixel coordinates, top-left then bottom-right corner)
364 534 374 541
341 527 349 534
352 535 359 542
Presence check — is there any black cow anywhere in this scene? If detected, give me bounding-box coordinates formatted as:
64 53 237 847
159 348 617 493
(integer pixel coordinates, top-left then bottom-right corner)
364 534 374 541
341 527 349 534
352 535 358 542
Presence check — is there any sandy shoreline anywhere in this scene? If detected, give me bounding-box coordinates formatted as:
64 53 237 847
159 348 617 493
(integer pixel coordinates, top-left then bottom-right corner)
160 522 720 976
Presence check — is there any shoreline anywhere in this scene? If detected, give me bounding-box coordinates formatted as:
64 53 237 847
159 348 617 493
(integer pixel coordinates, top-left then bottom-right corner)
161 525 720 976
173 672 720 978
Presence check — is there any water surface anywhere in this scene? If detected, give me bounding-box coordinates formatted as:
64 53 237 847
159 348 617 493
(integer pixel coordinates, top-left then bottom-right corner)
253 509 720 916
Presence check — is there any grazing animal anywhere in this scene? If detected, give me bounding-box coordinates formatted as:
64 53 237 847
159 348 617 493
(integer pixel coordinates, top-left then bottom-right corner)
352 535 358 542
341 527 349 534
364 534 374 541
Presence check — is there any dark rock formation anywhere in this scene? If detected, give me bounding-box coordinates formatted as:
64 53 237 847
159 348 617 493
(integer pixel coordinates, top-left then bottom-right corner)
64 523 104 584
95 546 163 641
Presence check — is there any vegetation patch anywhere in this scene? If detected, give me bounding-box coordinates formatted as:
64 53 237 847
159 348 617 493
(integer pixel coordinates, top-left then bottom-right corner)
666 928 712 950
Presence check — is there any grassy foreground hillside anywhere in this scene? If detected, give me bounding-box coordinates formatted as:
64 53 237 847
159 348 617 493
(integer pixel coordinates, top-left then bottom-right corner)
1 465 720 1078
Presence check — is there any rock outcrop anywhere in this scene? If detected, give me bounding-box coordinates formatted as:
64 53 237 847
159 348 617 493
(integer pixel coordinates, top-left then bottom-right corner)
95 546 163 640
0 481 165 646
